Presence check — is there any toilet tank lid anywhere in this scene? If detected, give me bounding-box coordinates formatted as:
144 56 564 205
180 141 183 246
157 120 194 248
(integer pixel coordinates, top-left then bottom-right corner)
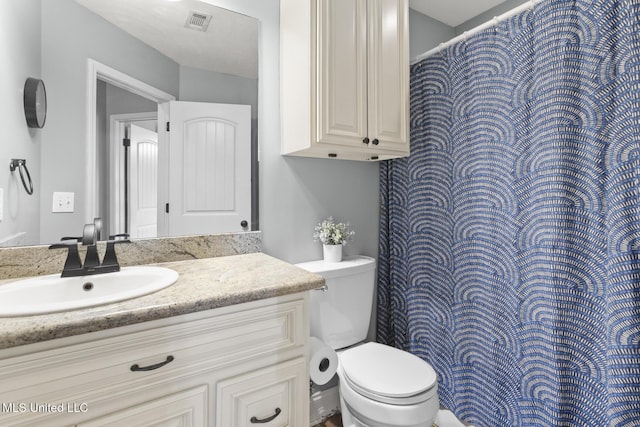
295 255 376 278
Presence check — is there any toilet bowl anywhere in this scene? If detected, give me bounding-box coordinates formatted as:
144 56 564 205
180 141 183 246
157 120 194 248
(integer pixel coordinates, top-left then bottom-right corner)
338 342 439 427
296 256 439 427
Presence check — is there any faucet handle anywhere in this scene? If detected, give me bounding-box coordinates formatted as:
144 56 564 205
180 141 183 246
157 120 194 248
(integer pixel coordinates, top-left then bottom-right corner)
102 234 131 271
49 241 83 276
49 241 79 250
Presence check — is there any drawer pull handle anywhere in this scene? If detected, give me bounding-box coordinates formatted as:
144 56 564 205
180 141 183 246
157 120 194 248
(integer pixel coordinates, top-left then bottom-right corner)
130 355 174 372
250 407 281 424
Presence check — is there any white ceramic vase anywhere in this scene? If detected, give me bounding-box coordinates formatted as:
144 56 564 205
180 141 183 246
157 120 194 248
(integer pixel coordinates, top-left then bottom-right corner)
323 244 343 263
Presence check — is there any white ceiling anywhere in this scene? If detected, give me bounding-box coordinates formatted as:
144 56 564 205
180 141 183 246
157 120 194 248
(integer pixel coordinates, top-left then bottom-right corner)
74 0 259 79
409 0 513 27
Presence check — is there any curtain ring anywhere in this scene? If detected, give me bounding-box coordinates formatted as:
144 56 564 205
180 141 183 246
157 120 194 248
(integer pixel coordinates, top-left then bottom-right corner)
9 159 34 195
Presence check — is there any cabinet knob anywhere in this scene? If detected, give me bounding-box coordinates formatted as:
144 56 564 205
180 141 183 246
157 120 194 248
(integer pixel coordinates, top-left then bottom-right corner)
362 137 370 145
241 220 248 229
372 138 379 145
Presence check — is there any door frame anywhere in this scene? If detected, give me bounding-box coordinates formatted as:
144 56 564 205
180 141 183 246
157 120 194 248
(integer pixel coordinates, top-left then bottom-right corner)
109 112 158 235
85 59 175 225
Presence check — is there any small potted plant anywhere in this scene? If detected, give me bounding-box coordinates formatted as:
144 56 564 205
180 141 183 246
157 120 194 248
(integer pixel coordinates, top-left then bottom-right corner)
313 216 355 262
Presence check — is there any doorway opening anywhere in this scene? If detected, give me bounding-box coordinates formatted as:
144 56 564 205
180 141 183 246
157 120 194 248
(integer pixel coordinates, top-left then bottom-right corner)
85 59 175 235
108 112 159 238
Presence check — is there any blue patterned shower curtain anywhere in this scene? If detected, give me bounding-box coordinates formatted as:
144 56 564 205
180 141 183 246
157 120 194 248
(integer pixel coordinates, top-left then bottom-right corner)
377 1 640 425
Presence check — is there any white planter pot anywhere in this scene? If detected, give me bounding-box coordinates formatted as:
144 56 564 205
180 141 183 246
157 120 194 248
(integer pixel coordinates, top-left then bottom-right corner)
323 244 343 263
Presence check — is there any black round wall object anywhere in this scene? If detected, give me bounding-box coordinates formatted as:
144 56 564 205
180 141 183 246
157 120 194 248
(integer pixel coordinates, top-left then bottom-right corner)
24 78 47 128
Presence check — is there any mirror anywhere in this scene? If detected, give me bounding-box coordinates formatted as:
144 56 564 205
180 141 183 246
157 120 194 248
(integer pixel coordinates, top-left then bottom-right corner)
0 0 259 247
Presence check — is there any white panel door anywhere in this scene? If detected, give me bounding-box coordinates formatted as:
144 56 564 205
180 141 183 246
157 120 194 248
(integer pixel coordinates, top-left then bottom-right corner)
129 124 158 239
165 101 251 235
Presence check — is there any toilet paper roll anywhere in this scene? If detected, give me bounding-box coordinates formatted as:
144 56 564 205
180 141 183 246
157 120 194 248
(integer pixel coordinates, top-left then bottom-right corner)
309 336 338 385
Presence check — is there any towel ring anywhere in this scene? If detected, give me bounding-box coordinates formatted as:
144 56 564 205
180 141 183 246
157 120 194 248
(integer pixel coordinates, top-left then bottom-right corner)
10 159 34 195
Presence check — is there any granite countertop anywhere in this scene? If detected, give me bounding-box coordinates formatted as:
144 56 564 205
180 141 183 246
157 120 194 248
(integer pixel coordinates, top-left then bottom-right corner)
0 253 325 350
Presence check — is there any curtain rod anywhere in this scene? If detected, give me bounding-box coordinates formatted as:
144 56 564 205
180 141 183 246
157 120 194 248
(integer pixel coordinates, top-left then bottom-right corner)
411 0 544 64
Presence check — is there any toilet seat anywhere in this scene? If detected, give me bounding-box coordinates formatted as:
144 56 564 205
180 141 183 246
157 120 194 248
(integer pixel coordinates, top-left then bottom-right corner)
339 342 438 405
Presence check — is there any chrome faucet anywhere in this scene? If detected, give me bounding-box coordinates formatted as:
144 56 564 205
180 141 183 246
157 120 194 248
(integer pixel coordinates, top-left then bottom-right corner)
49 218 130 277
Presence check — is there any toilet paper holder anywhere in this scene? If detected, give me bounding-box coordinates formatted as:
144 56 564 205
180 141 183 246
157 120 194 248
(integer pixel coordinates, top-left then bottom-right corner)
318 357 331 372
309 336 338 386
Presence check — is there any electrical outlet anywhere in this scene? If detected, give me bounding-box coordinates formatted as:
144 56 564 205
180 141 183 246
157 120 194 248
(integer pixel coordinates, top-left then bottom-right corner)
52 192 74 213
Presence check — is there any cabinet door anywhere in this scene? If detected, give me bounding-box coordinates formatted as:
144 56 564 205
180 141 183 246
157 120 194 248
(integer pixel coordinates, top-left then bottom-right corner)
77 386 207 427
367 0 409 150
317 0 368 147
216 358 307 427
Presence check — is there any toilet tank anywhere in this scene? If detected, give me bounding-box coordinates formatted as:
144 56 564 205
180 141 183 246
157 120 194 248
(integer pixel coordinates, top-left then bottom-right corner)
296 256 376 350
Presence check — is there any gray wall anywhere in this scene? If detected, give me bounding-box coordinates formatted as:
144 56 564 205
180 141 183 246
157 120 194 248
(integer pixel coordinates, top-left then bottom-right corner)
106 84 159 117
39 0 180 244
0 0 42 246
409 9 455 61
455 0 528 34
179 66 258 119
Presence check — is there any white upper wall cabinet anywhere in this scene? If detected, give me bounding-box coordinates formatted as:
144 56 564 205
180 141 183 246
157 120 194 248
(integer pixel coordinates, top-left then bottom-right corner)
281 0 410 161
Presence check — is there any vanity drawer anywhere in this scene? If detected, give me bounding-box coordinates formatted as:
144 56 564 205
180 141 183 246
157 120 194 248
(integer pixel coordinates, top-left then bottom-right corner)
0 297 306 426
77 385 208 427
216 357 307 427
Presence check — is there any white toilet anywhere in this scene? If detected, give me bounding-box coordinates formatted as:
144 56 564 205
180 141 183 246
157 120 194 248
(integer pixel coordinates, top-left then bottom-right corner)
296 256 439 427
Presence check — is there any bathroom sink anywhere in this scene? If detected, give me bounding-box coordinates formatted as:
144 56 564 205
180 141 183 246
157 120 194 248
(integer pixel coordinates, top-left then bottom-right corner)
0 266 179 316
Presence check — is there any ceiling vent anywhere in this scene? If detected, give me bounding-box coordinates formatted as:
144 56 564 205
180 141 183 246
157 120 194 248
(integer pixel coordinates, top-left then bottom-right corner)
185 10 212 32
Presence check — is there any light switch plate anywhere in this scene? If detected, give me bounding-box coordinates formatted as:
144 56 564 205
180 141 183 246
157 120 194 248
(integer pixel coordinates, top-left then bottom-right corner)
52 192 74 213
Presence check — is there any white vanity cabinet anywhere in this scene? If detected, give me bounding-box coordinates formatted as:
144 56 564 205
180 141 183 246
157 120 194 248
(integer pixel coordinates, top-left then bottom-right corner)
0 294 309 427
281 0 409 161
